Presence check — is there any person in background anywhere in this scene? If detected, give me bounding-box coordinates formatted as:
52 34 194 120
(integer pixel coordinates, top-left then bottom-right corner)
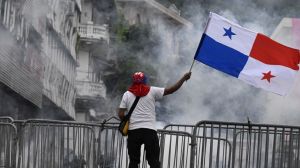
118 71 191 168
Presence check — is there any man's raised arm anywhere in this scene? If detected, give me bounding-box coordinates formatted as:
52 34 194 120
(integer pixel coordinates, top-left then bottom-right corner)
163 72 192 96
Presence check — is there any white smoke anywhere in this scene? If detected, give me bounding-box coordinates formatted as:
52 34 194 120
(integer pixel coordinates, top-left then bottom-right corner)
149 0 300 126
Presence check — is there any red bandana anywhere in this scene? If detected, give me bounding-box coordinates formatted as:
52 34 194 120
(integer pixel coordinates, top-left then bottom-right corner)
128 84 150 97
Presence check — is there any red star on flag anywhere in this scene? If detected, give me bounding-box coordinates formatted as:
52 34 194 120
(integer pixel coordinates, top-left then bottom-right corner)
261 71 276 83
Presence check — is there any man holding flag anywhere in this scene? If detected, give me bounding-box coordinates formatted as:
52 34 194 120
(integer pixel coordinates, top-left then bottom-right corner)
118 71 191 168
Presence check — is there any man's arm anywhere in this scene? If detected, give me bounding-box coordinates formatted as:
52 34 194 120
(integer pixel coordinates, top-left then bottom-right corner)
164 72 192 96
118 108 127 120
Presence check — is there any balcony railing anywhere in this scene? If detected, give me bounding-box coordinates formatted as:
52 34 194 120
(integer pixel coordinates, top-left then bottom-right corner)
78 22 109 42
76 80 106 98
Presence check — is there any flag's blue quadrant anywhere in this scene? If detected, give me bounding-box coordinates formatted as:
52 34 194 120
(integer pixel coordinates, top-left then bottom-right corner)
195 34 248 78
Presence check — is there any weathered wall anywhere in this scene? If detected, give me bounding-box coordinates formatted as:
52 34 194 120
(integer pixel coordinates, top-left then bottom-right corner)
0 0 80 119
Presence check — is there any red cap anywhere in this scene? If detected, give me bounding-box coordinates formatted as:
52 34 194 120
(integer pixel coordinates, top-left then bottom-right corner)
132 72 146 84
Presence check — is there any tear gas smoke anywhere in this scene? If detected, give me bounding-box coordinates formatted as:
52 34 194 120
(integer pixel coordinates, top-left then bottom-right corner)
144 0 300 127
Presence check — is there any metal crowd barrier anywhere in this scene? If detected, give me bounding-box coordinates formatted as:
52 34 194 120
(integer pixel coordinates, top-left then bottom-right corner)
0 116 300 168
158 130 192 168
96 122 128 168
0 117 14 123
16 120 96 168
190 121 300 168
0 122 17 168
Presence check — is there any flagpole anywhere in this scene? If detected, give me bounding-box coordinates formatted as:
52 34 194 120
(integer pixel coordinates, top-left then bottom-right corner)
188 13 211 73
186 59 195 83
189 59 195 72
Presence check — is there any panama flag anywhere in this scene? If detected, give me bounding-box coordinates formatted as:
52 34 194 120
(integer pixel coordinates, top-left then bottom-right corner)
195 13 300 95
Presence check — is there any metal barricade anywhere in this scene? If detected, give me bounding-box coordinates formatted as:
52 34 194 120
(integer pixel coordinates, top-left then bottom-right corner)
0 117 14 123
1 117 300 168
190 121 300 168
163 124 195 134
96 124 128 168
158 129 192 168
96 121 194 168
0 122 17 168
164 124 232 168
16 120 96 168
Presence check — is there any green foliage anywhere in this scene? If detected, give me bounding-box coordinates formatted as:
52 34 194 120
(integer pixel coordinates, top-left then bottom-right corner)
104 56 157 98
102 17 159 98
115 19 129 42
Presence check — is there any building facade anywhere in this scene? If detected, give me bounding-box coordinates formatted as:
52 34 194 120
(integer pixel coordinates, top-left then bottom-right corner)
38 0 80 119
75 0 111 122
0 0 80 119
0 0 43 119
0 0 192 121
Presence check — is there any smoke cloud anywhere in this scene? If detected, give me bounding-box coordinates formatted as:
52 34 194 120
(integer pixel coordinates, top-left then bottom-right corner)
17 0 295 124
148 0 300 127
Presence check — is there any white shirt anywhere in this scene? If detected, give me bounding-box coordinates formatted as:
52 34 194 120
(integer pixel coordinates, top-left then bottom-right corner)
119 87 165 131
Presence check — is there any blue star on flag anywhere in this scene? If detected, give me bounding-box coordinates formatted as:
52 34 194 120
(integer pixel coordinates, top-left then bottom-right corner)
223 27 236 39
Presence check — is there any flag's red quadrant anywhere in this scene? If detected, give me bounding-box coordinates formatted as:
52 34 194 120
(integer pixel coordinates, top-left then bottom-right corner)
250 33 300 70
